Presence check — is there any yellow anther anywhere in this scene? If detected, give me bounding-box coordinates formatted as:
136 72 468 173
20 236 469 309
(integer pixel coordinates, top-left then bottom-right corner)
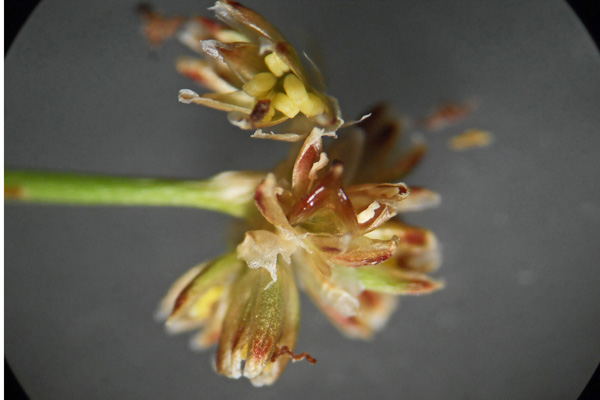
265 90 277 101
258 92 276 121
264 52 290 77
190 286 224 319
283 74 309 105
253 99 276 122
272 92 300 118
242 72 277 98
299 93 326 117
262 104 275 122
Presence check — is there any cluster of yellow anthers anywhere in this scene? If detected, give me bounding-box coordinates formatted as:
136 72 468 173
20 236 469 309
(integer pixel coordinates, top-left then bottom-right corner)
143 1 443 386
141 0 341 138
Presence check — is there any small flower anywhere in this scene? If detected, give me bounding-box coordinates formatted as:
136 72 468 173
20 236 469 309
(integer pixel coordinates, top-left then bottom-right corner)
216 264 300 386
141 1 341 135
157 102 443 384
157 254 303 386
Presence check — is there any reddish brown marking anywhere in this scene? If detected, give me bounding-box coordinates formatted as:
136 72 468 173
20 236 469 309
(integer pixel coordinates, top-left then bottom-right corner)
362 253 394 265
254 185 267 212
334 251 394 267
250 99 271 122
172 291 189 314
356 205 387 229
291 161 358 231
226 0 244 8
196 16 224 34
271 345 317 364
4 186 24 199
170 267 211 314
394 253 433 273
333 238 396 267
216 44 234 57
404 230 426 246
203 330 221 346
138 7 185 47
180 70 208 85
252 337 273 360
287 186 327 225
294 145 318 189
359 290 381 308
275 42 290 56
394 254 411 269
397 184 409 196
322 304 362 330
421 102 474 130
319 246 342 254
405 280 436 294
345 316 361 327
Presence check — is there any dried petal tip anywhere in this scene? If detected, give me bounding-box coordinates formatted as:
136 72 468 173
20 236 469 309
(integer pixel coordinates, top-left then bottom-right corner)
421 101 476 131
138 4 186 47
271 345 317 364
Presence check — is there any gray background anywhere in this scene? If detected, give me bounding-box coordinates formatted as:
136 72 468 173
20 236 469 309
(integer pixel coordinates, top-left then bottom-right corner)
5 0 600 398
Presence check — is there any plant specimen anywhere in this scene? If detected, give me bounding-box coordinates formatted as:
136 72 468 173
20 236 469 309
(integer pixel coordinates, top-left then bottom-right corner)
5 1 443 386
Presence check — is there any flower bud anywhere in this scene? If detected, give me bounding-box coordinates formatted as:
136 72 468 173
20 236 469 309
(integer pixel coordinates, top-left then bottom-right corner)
216 262 300 386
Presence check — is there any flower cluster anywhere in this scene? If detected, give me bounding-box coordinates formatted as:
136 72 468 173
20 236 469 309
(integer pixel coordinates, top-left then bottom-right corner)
142 1 443 386
141 1 341 136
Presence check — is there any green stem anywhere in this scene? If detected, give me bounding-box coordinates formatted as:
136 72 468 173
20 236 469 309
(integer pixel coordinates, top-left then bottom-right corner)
5 170 264 218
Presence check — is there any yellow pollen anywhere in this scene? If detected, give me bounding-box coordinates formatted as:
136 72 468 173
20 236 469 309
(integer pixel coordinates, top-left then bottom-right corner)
298 93 326 117
272 92 300 118
283 74 309 105
265 90 277 101
261 103 275 122
190 285 224 320
242 72 277 98
264 52 290 77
